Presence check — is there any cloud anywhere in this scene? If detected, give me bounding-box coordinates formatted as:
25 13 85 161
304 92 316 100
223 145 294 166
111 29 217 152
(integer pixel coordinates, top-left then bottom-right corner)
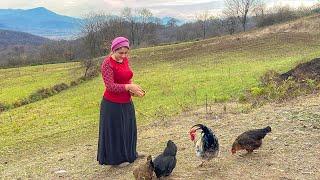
145 1 224 20
0 0 318 19
267 0 318 8
63 1 77 7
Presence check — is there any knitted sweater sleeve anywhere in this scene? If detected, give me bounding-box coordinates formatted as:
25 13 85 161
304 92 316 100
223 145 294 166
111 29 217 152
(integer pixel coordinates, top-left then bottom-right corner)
101 59 127 93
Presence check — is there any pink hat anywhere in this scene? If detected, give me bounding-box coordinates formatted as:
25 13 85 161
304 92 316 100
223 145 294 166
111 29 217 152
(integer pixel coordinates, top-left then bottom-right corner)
111 37 130 52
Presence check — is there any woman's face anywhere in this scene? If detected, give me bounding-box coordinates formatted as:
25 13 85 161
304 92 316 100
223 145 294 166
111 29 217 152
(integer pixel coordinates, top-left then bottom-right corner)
113 47 129 61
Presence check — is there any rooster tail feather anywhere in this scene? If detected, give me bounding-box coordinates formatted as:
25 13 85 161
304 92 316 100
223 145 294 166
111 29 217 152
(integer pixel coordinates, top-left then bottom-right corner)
191 124 205 130
191 124 212 134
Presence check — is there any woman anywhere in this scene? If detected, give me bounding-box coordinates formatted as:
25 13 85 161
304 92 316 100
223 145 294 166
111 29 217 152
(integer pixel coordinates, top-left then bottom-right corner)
97 36 145 167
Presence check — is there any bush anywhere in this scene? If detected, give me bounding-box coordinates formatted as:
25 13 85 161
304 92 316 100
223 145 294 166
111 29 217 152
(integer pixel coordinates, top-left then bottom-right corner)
13 98 31 108
250 87 264 97
37 88 55 97
244 70 320 107
260 70 282 86
52 83 69 92
28 88 55 102
70 80 80 87
81 59 100 78
11 83 70 109
85 68 99 78
29 92 43 102
238 94 248 102
311 7 320 14
256 6 313 28
4 62 99 112
0 102 10 112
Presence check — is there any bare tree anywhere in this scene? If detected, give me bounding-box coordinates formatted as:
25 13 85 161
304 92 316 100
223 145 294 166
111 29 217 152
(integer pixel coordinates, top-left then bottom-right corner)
136 8 153 46
224 0 264 31
252 1 266 17
81 58 100 78
166 17 179 28
103 16 127 46
63 43 75 61
223 16 239 35
121 7 136 46
196 11 214 39
255 5 312 28
80 12 108 58
39 42 65 62
79 12 110 77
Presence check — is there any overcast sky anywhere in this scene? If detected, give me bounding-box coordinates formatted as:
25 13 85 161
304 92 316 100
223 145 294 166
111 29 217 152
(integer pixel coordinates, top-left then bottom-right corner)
0 0 319 20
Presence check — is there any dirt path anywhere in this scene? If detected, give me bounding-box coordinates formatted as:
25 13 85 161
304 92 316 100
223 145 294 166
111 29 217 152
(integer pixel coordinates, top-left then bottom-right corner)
1 94 320 179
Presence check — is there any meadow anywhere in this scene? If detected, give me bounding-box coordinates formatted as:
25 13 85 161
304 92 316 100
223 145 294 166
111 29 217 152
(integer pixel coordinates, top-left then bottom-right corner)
0 62 82 104
1 15 320 178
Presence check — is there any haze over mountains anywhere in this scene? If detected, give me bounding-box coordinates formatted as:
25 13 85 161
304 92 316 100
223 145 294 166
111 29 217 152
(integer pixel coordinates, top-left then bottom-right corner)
0 7 185 40
0 7 82 39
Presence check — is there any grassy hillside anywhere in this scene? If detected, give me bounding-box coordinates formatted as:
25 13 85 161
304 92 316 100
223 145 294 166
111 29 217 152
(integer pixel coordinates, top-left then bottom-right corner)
1 14 320 178
0 62 82 104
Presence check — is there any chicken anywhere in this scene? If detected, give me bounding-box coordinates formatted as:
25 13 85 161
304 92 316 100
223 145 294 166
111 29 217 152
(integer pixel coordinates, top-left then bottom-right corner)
231 126 271 154
189 124 219 166
153 140 177 178
133 155 155 180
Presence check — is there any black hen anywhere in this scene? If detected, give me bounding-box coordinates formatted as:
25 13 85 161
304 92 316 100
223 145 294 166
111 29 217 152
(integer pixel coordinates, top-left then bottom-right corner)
153 140 177 178
189 124 219 164
232 126 271 154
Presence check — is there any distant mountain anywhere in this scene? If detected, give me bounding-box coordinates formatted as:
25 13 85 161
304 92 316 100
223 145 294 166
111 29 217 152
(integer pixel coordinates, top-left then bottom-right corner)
0 7 188 39
0 7 82 39
0 29 55 66
160 16 187 26
0 29 51 48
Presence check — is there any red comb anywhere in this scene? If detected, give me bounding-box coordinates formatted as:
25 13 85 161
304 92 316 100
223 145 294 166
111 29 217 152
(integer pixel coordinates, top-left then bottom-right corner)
189 129 196 141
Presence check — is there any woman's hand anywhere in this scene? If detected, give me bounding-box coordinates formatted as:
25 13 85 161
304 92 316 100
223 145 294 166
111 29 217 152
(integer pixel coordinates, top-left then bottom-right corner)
125 84 145 97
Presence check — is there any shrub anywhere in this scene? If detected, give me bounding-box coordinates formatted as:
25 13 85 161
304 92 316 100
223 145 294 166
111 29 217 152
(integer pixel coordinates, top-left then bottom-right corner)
238 93 247 102
52 83 69 92
4 61 99 112
260 70 282 86
244 70 320 106
70 80 80 87
250 87 264 97
0 102 10 112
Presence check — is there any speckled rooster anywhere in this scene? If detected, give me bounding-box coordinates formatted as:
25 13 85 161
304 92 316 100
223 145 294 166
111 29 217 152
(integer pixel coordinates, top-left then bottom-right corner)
189 124 219 166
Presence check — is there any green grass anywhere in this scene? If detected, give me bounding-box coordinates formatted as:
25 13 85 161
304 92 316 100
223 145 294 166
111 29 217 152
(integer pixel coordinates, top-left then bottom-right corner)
0 79 101 151
1 29 320 167
0 62 83 104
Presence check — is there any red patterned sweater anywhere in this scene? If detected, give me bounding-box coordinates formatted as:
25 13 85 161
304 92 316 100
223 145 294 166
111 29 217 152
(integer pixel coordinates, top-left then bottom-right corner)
101 56 133 103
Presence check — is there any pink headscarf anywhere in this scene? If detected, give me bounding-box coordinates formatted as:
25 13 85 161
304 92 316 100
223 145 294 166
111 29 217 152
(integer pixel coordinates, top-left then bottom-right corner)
111 37 130 52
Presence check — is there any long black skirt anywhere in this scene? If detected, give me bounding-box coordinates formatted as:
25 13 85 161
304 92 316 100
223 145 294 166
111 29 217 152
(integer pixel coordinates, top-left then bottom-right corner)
97 98 137 165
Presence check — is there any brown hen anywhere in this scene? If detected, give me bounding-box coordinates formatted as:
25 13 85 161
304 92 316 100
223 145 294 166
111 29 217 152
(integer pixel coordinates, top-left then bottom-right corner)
133 155 155 180
231 126 271 154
